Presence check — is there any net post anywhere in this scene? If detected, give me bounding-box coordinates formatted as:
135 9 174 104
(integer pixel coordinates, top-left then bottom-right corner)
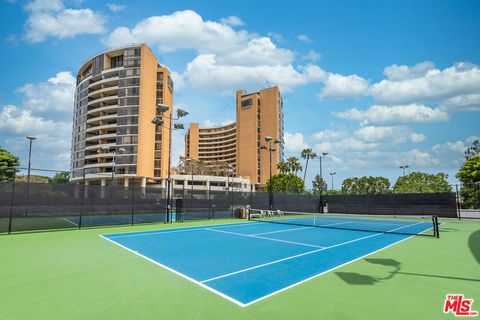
435 216 440 238
8 171 16 235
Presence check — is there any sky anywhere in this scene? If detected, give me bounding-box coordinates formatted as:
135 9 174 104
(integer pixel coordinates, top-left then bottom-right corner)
0 0 479 188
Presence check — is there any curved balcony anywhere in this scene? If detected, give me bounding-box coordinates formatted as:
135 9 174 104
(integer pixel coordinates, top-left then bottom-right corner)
87 104 118 116
88 85 119 99
89 76 120 90
88 95 118 107
86 113 118 124
85 133 117 142
199 132 236 141
85 123 117 133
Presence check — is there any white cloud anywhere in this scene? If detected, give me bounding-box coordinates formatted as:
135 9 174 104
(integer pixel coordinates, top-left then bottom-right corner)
285 132 308 152
105 10 250 53
169 71 185 91
107 3 126 13
104 10 329 92
297 34 312 43
220 16 245 27
16 71 75 114
383 61 436 81
354 126 425 143
0 105 70 135
313 129 348 141
334 104 449 125
184 54 326 92
318 73 369 99
399 149 441 167
439 93 480 113
303 49 321 62
370 62 480 105
24 0 106 43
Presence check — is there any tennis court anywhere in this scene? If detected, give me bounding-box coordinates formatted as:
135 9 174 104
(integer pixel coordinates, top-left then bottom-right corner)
102 211 437 306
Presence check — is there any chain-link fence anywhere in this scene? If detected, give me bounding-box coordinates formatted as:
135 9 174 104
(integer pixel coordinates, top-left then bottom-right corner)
1 175 474 234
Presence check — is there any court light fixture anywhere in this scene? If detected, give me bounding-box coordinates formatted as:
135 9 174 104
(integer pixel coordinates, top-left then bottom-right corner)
151 118 164 126
156 104 169 114
177 109 189 118
174 123 184 130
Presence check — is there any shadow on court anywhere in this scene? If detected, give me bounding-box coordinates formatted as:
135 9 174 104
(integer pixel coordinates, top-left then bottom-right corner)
335 255 480 285
469 228 480 265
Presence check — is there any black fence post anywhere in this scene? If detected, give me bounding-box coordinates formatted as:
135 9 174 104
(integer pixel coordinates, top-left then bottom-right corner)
420 186 424 216
131 178 135 226
8 171 16 235
79 182 84 230
393 189 397 216
455 184 461 220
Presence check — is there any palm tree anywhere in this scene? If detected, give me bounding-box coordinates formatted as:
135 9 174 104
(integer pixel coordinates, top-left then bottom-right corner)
277 160 290 174
287 156 303 176
301 148 317 184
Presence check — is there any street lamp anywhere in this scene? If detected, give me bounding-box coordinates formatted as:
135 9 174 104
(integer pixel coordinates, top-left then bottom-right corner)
399 165 410 177
151 104 189 223
260 136 280 210
318 152 328 213
25 136 36 196
329 172 336 190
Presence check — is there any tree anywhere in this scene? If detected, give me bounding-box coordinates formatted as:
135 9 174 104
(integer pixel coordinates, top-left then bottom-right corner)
341 176 391 194
301 148 317 184
393 172 451 193
0 146 20 182
277 160 290 174
286 156 302 176
456 155 480 208
465 139 480 159
312 174 327 194
266 173 305 193
48 172 70 184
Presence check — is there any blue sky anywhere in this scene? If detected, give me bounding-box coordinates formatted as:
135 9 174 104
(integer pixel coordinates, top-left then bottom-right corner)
0 0 479 188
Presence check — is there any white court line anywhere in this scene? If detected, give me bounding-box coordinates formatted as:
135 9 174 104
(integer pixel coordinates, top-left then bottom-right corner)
99 235 247 307
201 221 425 284
106 221 261 239
243 223 434 307
62 217 78 227
253 226 314 236
101 220 431 307
205 228 325 249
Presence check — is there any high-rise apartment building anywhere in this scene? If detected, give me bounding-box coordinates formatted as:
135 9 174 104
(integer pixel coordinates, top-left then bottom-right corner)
185 86 284 187
70 44 174 187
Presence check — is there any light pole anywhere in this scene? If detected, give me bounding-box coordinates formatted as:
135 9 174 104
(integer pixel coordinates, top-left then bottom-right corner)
399 165 410 177
101 146 125 185
260 136 280 210
26 136 36 185
152 104 189 223
329 172 336 190
318 152 328 213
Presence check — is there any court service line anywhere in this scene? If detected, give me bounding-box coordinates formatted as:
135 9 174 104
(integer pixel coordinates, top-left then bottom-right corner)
201 221 425 284
252 226 314 236
205 228 325 249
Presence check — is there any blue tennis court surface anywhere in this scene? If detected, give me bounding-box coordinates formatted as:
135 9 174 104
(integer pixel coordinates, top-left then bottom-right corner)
102 217 434 307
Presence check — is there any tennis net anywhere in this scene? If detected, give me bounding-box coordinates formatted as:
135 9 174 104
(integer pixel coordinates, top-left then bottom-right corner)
248 209 439 237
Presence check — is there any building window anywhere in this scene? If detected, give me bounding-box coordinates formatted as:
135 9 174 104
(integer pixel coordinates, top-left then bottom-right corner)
241 98 253 108
111 55 124 68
